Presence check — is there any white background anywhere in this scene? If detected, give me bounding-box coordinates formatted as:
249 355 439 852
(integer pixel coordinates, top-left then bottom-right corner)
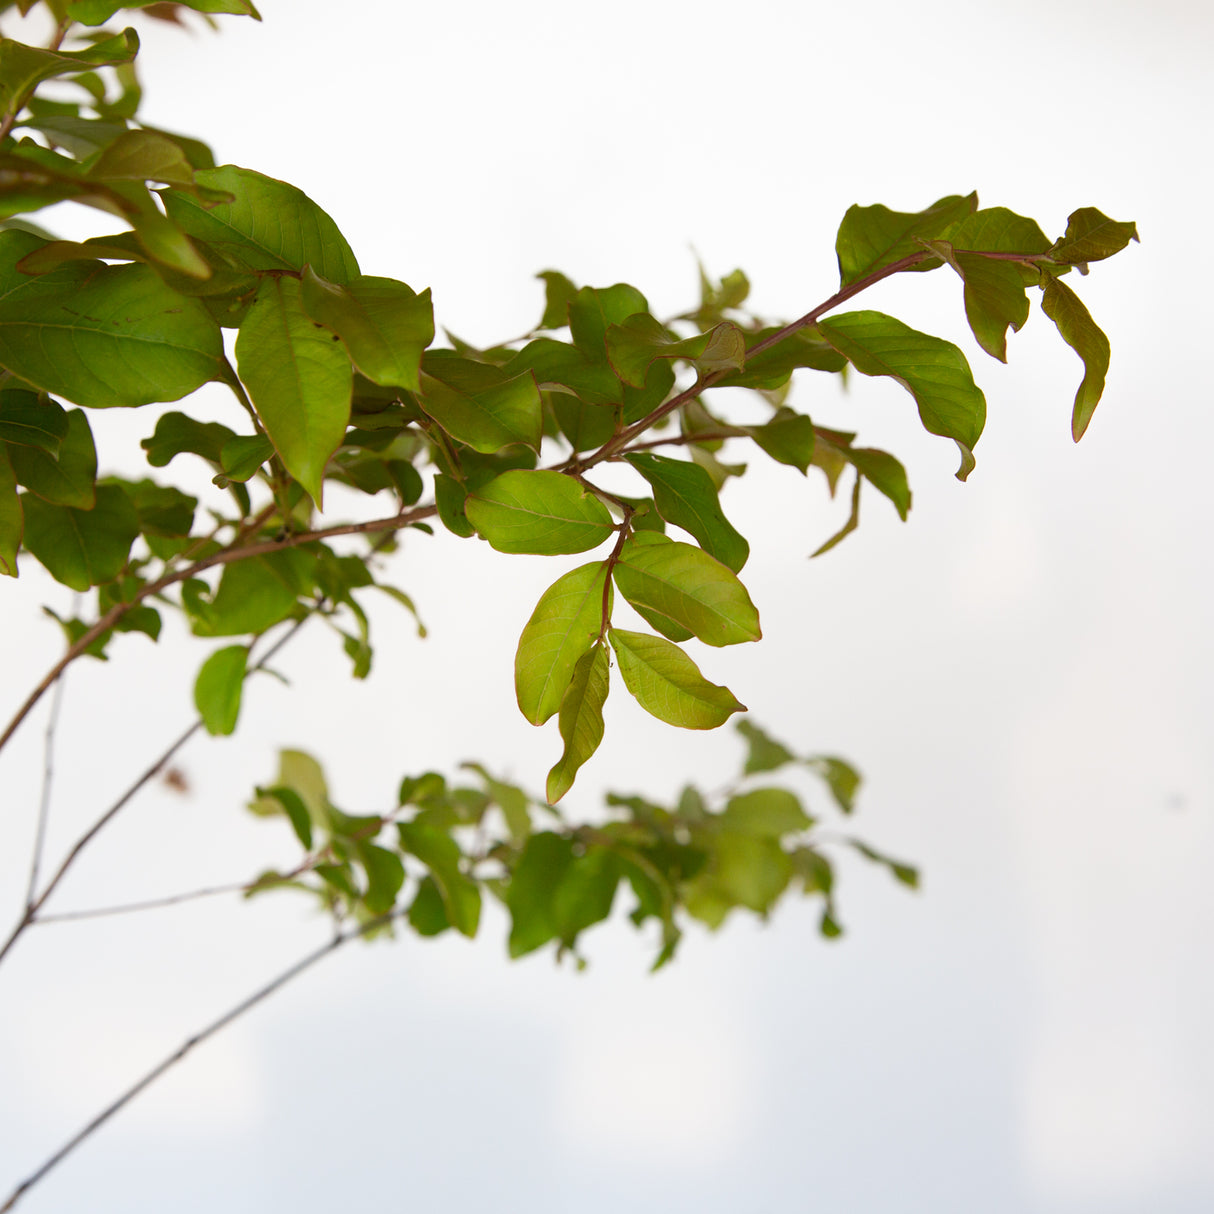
1 0 1212 1210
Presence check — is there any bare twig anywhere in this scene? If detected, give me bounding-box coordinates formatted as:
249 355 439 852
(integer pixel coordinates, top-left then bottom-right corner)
0 908 399 1213
24 667 67 913
0 614 313 968
33 881 249 923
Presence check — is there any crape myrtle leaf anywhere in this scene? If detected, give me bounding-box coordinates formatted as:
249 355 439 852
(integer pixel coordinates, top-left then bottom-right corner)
73 0 261 21
220 433 273 482
612 532 761 647
462 762 531 840
715 327 846 391
605 313 745 387
21 482 138 590
0 29 138 121
553 846 620 944
819 907 843 938
551 391 617 453
187 549 311 636
508 338 622 406
408 876 450 936
42 605 113 660
142 411 235 467
515 560 610 725
193 643 246 736
685 833 792 922
621 358 675 425
301 267 433 392
418 353 542 453
466 469 615 555
744 407 814 473
843 446 911 520
608 628 745 730
356 842 405 914
811 473 861 557
1040 274 1110 441
0 231 225 408
0 444 20 575
234 274 352 505
118 478 195 537
249 784 313 848
12 235 143 275
20 114 125 161
568 283 649 363
249 749 329 832
7 406 95 507
835 193 976 286
433 472 474 538
816 311 986 481
624 451 748 572
928 240 1029 363
1048 207 1138 265
536 269 577 330
129 209 211 280
87 129 195 187
806 755 861 813
720 787 812 838
163 165 358 283
849 838 919 889
735 719 796 775
398 821 481 937
943 205 1050 258
506 832 575 957
546 642 609 804
0 389 67 452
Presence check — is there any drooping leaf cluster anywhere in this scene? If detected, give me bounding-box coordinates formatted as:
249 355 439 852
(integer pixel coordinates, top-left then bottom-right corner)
0 1 1136 950
240 719 907 967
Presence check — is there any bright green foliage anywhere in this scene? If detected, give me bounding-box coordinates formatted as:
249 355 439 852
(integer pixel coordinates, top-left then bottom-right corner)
0 0 1137 1051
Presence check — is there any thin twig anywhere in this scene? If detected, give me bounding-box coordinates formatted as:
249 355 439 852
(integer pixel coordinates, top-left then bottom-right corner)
0 614 313 968
34 881 249 923
0 908 399 1214
24 667 67 913
0 503 435 762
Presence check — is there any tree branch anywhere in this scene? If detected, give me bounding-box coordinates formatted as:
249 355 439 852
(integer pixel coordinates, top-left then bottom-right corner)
24 666 68 913
0 908 399 1214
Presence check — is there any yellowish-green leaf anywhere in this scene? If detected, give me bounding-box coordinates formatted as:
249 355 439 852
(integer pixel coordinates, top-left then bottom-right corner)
1040 275 1110 441
193 644 247 736
608 628 745 730
1048 207 1138 265
466 470 614 555
546 643 609 804
835 193 976 286
0 443 20 576
515 560 610 725
234 275 352 506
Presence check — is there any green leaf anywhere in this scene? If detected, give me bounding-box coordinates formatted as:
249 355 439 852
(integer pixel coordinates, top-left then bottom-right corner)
67 0 261 22
931 243 1030 363
418 354 542 453
536 269 577 330
507 338 622 406
120 478 196 538
87 129 195 187
612 532 760 647
234 274 352 505
21 482 138 590
397 822 481 937
848 839 919 889
735 720 796 775
568 284 650 364
129 209 211 280
843 446 911 520
1040 275 1111 441
716 327 846 391
608 628 745 730
623 452 748 572
466 470 615 555
506 832 575 957
187 550 311 637
552 846 620 944
193 644 247 736
0 443 20 576
250 784 313 848
0 231 225 408
163 165 358 282
744 408 815 473
408 876 450 935
943 206 1050 257
141 411 235 468
605 313 745 387
720 787 811 838
0 389 67 453
835 193 976 286
433 472 474 538
1048 207 1138 265
816 311 986 480
219 433 273 482
546 642 609 804
356 842 405 914
515 560 610 725
300 268 433 392
551 392 617 452
0 29 139 124
7 406 95 507
806 755 861 814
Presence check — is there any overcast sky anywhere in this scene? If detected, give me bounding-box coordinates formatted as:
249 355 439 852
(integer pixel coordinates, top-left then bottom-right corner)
1 1 1212 1211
